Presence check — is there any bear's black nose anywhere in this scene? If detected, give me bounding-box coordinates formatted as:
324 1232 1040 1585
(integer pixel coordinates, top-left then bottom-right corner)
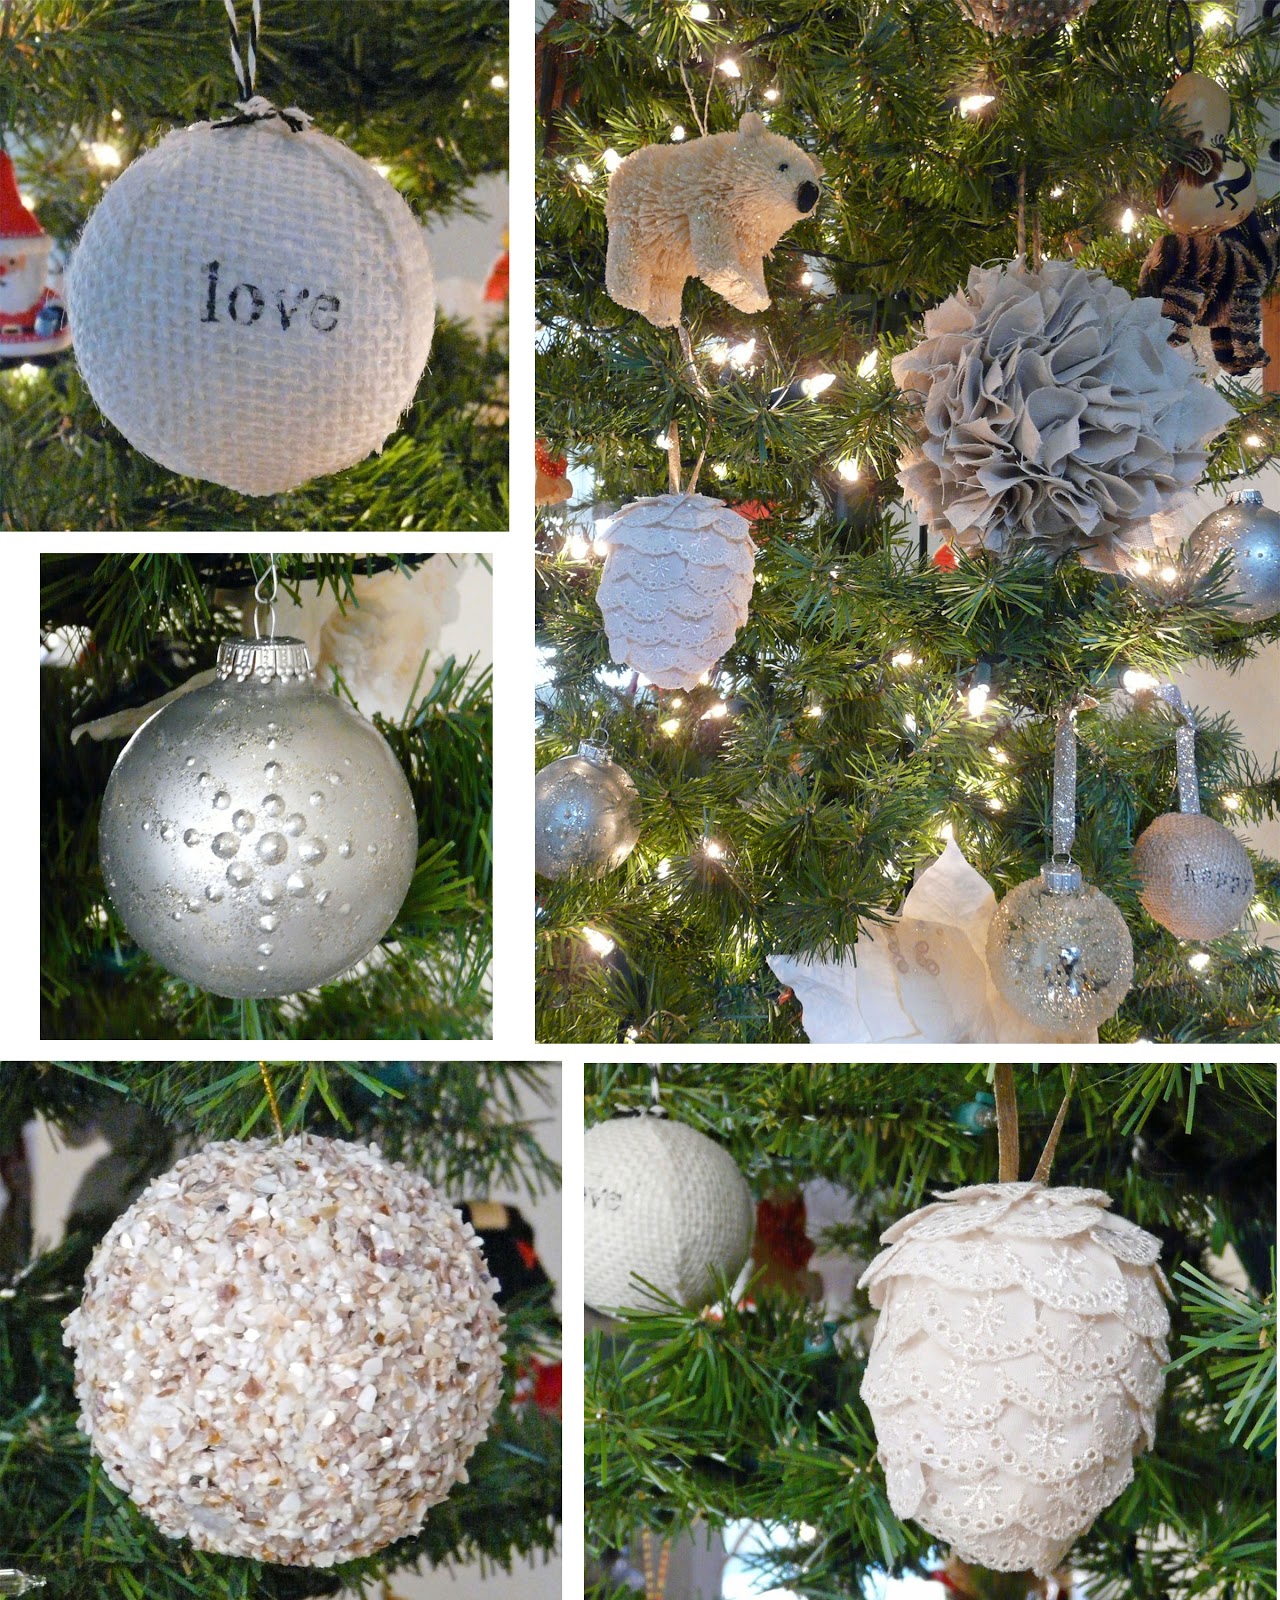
796 180 820 213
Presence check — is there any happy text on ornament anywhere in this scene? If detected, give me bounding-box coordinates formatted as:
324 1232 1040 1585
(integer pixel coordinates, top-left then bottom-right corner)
201 260 340 332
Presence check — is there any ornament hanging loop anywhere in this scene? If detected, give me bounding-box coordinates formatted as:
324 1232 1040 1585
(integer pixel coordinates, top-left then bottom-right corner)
253 554 279 640
1051 693 1099 862
647 1064 666 1117
1152 683 1202 814
666 419 682 495
1166 0 1196 73
1032 1065 1078 1183
993 1065 1019 1182
216 0 310 131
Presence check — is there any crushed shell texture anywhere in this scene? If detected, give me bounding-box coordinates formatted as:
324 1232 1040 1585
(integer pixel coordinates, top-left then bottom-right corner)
858 1181 1170 1575
63 1135 505 1566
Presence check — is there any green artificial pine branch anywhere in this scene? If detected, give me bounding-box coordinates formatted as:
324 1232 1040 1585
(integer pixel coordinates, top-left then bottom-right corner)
584 1064 1276 1600
0 1062 562 1600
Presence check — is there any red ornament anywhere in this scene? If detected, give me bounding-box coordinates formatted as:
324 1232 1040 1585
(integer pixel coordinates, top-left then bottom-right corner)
0 151 71 359
484 248 509 303
932 541 959 570
730 499 773 523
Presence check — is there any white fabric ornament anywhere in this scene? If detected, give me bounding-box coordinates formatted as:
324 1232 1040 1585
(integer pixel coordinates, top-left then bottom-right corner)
768 838 1096 1044
68 113 435 496
63 1136 503 1566
596 493 757 689
584 1115 754 1312
892 259 1234 568
859 1181 1170 1575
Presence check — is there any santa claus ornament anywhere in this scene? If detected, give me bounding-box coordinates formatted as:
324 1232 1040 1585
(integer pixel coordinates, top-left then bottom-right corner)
67 5 434 496
0 150 71 361
859 1070 1170 1576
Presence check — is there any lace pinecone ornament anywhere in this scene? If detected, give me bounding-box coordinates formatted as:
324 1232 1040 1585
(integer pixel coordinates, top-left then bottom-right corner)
859 1182 1170 1575
595 493 757 689
957 0 1094 36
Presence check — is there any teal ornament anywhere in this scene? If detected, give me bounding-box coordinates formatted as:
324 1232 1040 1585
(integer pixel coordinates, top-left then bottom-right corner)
954 1090 997 1134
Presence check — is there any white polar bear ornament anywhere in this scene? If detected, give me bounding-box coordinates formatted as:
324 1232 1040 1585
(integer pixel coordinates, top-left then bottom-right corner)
604 112 823 328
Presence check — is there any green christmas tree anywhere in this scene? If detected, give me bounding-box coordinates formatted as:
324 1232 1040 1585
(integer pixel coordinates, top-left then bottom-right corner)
41 553 492 1041
0 0 507 532
535 1 1280 1043
585 1063 1276 1600
0 1061 561 1600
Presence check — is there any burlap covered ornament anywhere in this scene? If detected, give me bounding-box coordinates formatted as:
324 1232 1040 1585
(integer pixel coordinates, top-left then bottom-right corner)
767 838 1096 1044
605 112 822 328
69 107 435 496
595 492 756 689
892 259 1234 568
584 1114 754 1313
859 1181 1170 1575
956 0 1094 35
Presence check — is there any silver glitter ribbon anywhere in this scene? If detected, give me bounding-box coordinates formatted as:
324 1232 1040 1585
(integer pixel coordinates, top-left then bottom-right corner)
0 1574 46 1597
1150 684 1201 814
1051 695 1098 858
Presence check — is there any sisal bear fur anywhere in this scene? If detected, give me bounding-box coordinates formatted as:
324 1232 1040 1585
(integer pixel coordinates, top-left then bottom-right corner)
1139 209 1280 375
605 112 822 328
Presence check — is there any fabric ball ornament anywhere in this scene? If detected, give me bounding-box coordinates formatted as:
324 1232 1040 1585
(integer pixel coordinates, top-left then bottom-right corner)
859 1181 1170 1575
584 1115 754 1312
596 492 756 689
99 635 417 999
957 0 1094 34
1133 811 1254 940
987 864 1134 1031
892 259 1234 568
535 735 640 878
63 1136 503 1566
1187 491 1280 622
68 113 435 496
605 112 822 328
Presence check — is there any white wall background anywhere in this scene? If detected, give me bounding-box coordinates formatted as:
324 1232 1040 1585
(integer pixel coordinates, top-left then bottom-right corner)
26 1065 561 1600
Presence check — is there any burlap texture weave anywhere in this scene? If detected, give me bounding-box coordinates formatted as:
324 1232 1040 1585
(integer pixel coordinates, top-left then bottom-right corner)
1133 810 1255 941
584 1115 754 1312
68 115 435 496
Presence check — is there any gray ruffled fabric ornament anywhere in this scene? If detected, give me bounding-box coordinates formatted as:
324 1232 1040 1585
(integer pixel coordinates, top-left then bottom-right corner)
892 259 1234 568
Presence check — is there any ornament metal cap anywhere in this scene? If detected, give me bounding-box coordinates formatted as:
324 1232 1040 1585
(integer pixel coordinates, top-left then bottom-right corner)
1040 858 1084 894
216 635 315 684
577 727 614 766
1233 489 1264 507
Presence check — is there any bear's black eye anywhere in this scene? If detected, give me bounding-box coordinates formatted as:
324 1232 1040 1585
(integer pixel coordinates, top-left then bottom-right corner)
778 162 790 173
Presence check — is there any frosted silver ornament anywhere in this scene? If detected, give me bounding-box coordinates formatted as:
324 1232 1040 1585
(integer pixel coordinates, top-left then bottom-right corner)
63 1136 503 1566
859 1181 1170 1575
1187 490 1280 622
595 492 757 689
67 111 435 496
987 862 1134 1031
99 636 417 999
584 1114 754 1312
535 734 640 879
957 0 1094 34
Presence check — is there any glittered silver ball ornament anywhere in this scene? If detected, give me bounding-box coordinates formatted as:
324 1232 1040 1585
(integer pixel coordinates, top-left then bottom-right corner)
1188 491 1280 623
67 110 435 496
1133 812 1254 941
63 1136 503 1566
99 636 417 998
535 734 639 879
987 862 1134 1032
584 1114 754 1312
957 0 1095 35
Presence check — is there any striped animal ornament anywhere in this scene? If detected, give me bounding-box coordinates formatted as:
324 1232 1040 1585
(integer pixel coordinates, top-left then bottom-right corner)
1139 210 1280 374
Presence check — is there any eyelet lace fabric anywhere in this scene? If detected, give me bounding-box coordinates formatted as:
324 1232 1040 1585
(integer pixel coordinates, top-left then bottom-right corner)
858 1182 1169 1575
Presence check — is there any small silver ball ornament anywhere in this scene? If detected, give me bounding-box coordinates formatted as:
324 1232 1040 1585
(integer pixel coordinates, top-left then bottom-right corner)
535 734 639 879
987 861 1134 1031
1188 491 1280 623
99 636 417 998
1133 811 1254 941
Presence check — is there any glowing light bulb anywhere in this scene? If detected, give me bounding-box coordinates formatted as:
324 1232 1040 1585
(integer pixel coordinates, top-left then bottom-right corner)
701 702 728 720
958 93 995 117
1159 565 1178 583
111 108 123 122
729 337 757 368
592 538 610 557
490 73 508 89
802 372 835 398
1130 557 1153 577
1123 669 1159 694
16 362 40 378
563 534 590 560
719 58 741 77
689 1 712 16
904 712 918 733
712 461 729 479
804 704 823 718
672 124 687 141
836 457 860 482
857 349 878 378
573 160 593 183
656 858 672 880
764 87 780 102
654 431 673 449
938 820 956 843
1251 900 1269 918
602 148 623 173
369 160 392 178
1050 185 1064 198
1188 951 1211 972
968 682 991 717
625 1026 640 1043
891 650 915 668
1222 793 1241 811
1246 433 1264 448
1120 207 1136 234
702 838 726 859
989 746 1010 764
660 717 682 736
85 141 122 170
583 926 616 957
987 796 1005 811
799 269 813 287
671 697 685 709
1202 6 1226 27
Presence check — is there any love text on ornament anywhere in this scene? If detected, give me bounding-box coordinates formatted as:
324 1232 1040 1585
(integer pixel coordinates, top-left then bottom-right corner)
584 1184 623 1211
200 260 340 332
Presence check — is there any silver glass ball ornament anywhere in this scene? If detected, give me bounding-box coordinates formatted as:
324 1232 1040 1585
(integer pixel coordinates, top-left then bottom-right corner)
986 860 1134 1032
1188 491 1280 623
535 734 639 879
1133 811 1254 941
99 636 417 998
